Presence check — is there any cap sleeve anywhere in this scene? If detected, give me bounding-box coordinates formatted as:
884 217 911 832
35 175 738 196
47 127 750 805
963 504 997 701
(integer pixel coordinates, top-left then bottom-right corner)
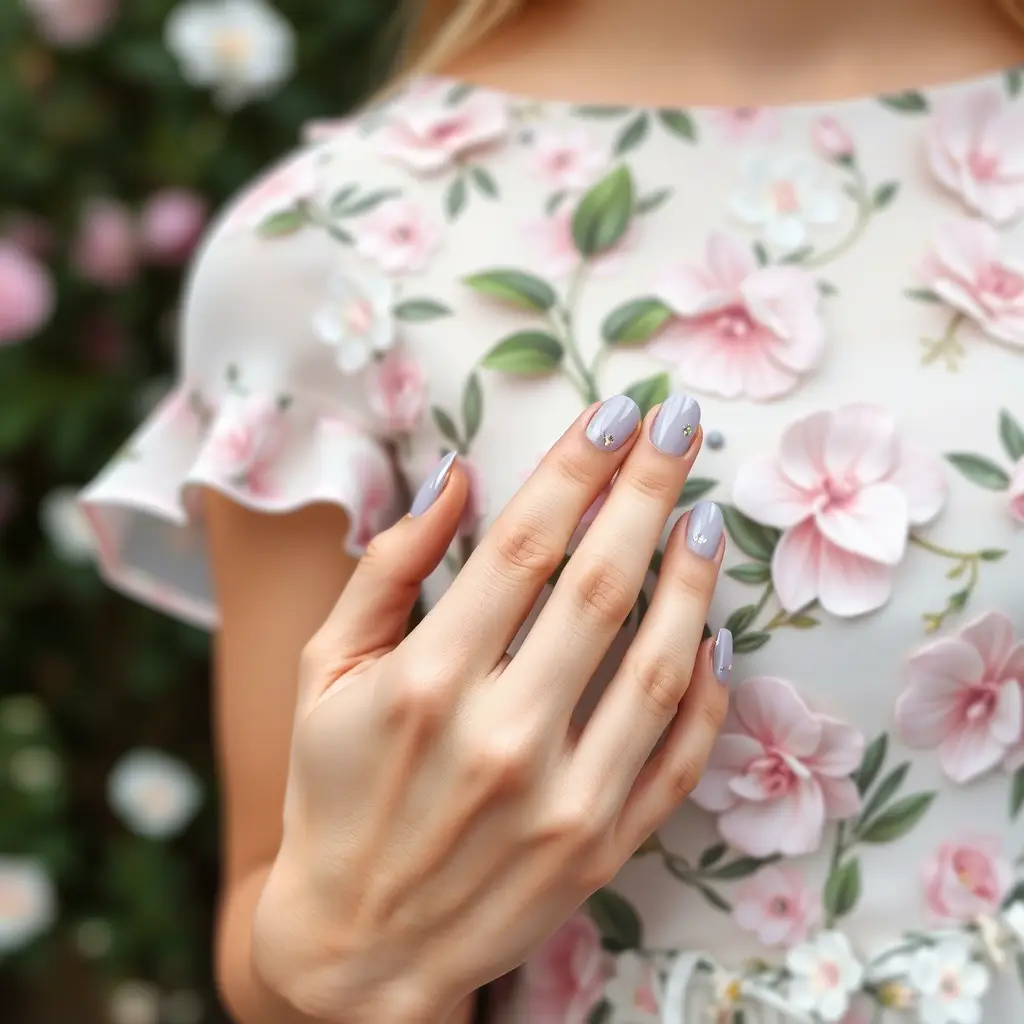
79 142 407 629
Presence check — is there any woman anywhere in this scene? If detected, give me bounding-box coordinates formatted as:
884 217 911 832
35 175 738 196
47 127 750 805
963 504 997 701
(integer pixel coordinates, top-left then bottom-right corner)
80 0 1024 1020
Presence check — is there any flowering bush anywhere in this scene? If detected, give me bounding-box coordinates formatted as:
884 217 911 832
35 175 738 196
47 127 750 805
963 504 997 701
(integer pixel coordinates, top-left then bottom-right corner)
0 1 393 1020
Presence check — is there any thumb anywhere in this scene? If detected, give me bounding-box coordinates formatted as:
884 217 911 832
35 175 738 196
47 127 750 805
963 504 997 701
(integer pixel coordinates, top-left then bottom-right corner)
315 451 466 665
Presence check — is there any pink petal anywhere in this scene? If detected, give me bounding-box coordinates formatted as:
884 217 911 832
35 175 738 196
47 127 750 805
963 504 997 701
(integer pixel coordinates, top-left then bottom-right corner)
736 341 805 400
933 218 998 282
732 677 822 756
886 439 948 526
823 404 898 485
778 411 831 489
940 719 1007 783
896 682 962 751
721 782 826 856
991 680 1023 745
813 481 909 565
906 636 985 692
657 267 730 318
691 736 762 811
771 520 822 613
982 102 1024 176
1000 641 1024 685
705 231 756 289
959 611 1015 675
816 538 894 617
741 266 825 373
817 775 863 820
733 455 816 529
937 90 1002 163
808 718 866 776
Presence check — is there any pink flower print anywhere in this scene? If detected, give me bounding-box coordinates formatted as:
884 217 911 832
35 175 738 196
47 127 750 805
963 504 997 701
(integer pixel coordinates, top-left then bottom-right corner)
72 197 137 288
375 89 509 173
225 148 320 230
205 394 287 492
525 207 637 279
733 404 948 617
354 198 441 275
532 127 607 192
812 116 854 162
301 117 357 145
312 269 395 374
922 835 1013 924
650 232 825 401
366 351 427 433
928 87 1024 225
1009 457 1024 525
520 913 611 1024
690 676 864 857
708 107 782 145
351 453 395 549
0 242 54 345
603 951 660 1022
896 611 1024 783
138 189 207 266
732 865 822 947
921 218 1024 349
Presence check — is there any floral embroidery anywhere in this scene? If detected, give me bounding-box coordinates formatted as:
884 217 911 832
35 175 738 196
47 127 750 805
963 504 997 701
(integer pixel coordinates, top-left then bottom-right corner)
601 951 660 1023
732 864 822 947
532 126 608 193
707 107 782 145
524 205 637 279
571 105 698 158
690 676 865 857
310 267 395 373
732 404 947 618
365 351 427 433
927 87 1024 225
922 835 1014 924
811 116 855 162
946 407 1024 527
353 197 442 274
898 938 990 1024
650 231 825 400
203 392 288 497
229 146 324 232
896 611 1024 783
786 930 864 1022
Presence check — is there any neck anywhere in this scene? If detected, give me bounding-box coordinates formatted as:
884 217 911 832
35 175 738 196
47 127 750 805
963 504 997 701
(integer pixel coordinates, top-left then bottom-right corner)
446 0 1024 106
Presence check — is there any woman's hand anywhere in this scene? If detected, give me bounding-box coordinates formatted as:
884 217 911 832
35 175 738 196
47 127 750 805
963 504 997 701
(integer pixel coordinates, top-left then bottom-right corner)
253 393 731 1024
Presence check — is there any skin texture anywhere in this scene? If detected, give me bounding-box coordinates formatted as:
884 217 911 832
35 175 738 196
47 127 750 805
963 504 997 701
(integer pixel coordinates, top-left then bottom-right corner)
208 2 1024 1021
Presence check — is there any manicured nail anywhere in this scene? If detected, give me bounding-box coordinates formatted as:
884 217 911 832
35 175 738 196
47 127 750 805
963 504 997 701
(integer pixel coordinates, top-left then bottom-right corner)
713 628 733 685
687 501 723 559
651 392 701 456
410 451 458 516
586 394 641 452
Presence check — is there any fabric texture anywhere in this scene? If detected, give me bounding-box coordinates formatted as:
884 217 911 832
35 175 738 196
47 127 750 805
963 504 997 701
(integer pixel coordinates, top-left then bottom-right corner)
80 67 1024 1023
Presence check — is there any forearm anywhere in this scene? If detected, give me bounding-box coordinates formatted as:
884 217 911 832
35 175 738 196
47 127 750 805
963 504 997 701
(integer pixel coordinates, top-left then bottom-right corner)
216 864 477 1024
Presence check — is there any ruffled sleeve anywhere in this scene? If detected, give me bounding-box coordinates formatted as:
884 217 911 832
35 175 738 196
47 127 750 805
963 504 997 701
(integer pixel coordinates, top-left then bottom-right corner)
79 142 407 629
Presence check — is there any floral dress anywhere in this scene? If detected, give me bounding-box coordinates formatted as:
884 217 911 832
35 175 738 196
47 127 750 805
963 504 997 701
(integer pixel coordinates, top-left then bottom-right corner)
79 66 1024 1024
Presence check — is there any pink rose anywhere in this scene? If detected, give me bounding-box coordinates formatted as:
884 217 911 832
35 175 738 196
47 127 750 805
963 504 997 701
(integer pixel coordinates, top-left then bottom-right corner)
928 87 1024 225
707 107 782 144
897 611 1024 782
691 677 864 857
921 218 1024 348
532 128 607 192
375 89 509 173
23 0 117 47
138 189 207 265
521 913 610 1024
733 404 948 617
812 116 854 161
205 394 287 482
733 865 822 947
1010 456 1024 527
525 206 637 279
651 232 825 401
72 198 136 287
366 352 426 433
354 198 441 275
923 835 1013 923
0 242 55 344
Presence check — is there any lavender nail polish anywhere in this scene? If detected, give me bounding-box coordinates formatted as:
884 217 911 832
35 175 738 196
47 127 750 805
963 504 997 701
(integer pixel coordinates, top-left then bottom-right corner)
713 628 733 684
586 394 641 452
651 393 701 456
410 451 457 516
687 501 723 559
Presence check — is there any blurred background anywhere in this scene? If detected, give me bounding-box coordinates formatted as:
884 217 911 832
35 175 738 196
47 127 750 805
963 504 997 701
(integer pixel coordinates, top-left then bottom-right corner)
0 2 399 1020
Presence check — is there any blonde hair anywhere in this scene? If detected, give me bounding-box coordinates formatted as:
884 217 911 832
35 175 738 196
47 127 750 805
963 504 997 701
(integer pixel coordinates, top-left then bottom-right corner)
398 0 523 76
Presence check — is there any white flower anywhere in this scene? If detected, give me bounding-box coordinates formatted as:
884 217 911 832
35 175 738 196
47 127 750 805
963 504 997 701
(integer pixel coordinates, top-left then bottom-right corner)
311 268 394 374
729 151 840 252
8 746 61 793
107 749 203 839
906 939 989 1024
40 487 95 562
109 980 161 1024
0 857 57 953
603 951 661 1022
1004 901 1024 947
786 930 864 1022
165 0 295 109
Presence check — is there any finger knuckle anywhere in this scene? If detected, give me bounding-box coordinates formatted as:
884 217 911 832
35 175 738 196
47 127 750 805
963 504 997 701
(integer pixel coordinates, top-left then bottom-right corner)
636 655 686 718
700 688 730 735
572 560 635 627
669 754 704 802
623 465 676 503
579 852 617 893
541 797 606 850
385 666 453 727
361 530 396 569
493 518 565 582
461 731 538 792
551 447 596 489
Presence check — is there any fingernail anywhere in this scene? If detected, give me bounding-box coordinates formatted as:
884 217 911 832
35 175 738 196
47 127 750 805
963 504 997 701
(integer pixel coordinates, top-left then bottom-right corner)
651 392 701 456
713 628 733 685
410 451 458 516
687 501 723 559
586 394 641 452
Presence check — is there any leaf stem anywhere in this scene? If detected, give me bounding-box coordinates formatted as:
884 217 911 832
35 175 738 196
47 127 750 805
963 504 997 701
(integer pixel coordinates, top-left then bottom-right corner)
801 165 873 268
556 264 601 405
920 311 966 371
909 533 985 632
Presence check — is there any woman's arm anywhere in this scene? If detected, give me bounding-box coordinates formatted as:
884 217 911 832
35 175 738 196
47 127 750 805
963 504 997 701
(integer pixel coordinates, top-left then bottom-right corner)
203 491 473 1024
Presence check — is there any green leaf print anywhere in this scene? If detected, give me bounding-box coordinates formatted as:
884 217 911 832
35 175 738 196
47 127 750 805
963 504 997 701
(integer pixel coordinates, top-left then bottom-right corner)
588 1001 613 1024
999 409 1024 462
573 105 631 118
720 506 781 563
904 287 942 303
587 888 643 951
329 184 358 213
615 112 650 156
257 206 307 238
635 188 673 215
446 81 474 105
464 269 557 312
1011 766 1024 821
872 181 900 210
481 331 564 373
853 734 888 796
725 605 760 636
393 298 453 321
1007 67 1023 99
725 563 772 585
698 843 727 868
732 632 771 653
879 90 930 113
677 477 717 507
657 109 697 142
462 373 483 446
858 793 936 844
602 298 673 344
705 855 781 881
824 857 862 921
572 165 635 257
624 372 670 417
944 452 1011 491
336 188 402 217
431 407 462 449
695 883 732 912
857 762 910 828
470 166 498 198
446 176 468 221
